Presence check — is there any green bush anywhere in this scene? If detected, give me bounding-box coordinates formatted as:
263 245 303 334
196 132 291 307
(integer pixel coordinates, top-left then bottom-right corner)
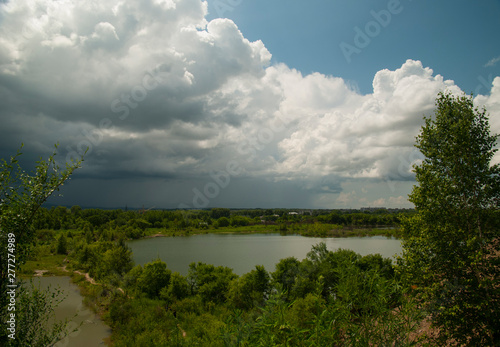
216 217 230 228
137 259 171 299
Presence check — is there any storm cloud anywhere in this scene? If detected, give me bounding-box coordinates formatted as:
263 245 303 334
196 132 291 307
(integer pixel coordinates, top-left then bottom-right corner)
1 0 499 208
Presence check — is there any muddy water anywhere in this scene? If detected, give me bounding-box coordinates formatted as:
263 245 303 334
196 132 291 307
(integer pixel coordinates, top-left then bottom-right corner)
30 276 111 347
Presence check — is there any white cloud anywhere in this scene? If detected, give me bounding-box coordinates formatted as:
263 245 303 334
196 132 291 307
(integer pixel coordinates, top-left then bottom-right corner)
485 56 500 68
1 0 499 208
272 59 468 182
474 76 500 166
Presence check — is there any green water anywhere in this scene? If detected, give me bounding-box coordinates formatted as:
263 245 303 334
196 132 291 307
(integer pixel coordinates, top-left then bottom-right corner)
29 276 111 347
129 233 402 275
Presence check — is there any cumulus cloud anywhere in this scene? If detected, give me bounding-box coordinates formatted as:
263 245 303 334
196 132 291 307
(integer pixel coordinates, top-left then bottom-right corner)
1 0 499 208
274 60 465 180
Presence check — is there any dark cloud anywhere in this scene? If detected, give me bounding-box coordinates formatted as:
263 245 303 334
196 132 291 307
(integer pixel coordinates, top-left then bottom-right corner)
1 0 499 208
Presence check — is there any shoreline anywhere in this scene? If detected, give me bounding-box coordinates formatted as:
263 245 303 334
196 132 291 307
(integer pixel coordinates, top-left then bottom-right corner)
140 226 401 240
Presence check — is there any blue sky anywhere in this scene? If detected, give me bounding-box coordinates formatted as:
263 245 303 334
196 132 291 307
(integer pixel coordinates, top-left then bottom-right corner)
1 0 499 209
206 0 500 95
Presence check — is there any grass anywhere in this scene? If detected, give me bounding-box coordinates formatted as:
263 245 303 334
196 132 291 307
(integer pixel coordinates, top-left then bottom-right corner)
19 254 69 277
143 224 280 237
143 224 401 239
208 224 280 234
300 226 402 238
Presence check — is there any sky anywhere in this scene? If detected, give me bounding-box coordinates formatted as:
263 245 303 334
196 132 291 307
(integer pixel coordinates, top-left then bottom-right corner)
0 0 499 210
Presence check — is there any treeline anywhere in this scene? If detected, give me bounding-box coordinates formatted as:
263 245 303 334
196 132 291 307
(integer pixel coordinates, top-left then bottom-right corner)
33 206 409 239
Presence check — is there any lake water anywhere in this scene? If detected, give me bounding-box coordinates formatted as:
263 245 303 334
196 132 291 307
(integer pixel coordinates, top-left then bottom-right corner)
29 276 111 347
128 233 402 275
20 234 400 347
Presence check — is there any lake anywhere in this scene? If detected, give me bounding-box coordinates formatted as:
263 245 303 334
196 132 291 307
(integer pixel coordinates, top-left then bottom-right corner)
128 233 402 275
22 234 400 346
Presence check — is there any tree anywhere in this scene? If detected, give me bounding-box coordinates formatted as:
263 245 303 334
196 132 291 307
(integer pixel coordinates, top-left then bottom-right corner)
70 205 82 216
14 281 70 347
398 92 500 345
230 216 251 227
160 272 190 303
98 240 134 279
137 259 171 299
56 233 68 255
188 262 237 304
210 208 230 220
216 217 230 228
228 265 270 310
0 144 83 345
271 257 300 300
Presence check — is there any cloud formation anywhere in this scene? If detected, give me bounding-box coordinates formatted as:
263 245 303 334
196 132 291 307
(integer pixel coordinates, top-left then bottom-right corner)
1 0 499 208
485 56 500 68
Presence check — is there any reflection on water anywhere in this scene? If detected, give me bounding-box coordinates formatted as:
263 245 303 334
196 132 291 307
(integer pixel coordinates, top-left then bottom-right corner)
30 276 110 347
129 234 402 275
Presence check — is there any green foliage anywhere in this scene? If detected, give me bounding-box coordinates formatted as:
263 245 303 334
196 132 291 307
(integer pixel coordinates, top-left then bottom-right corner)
0 144 82 345
160 272 190 303
29 205 408 241
137 259 171 299
123 264 143 290
271 257 300 300
304 222 330 236
399 92 500 345
288 293 326 329
13 163 422 346
356 253 395 279
228 265 270 310
170 295 203 316
35 229 55 244
130 218 151 231
14 280 73 347
56 233 68 255
210 208 230 219
215 216 230 228
106 297 177 346
99 240 134 278
229 215 251 227
188 262 237 304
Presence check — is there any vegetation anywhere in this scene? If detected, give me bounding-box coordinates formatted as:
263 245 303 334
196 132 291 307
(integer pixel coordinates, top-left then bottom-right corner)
0 144 83 345
398 92 500 345
14 280 70 347
30 205 408 240
14 205 420 346
29 230 425 346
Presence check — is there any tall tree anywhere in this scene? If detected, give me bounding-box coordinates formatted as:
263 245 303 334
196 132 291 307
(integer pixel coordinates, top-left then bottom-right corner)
398 92 500 345
0 144 83 345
